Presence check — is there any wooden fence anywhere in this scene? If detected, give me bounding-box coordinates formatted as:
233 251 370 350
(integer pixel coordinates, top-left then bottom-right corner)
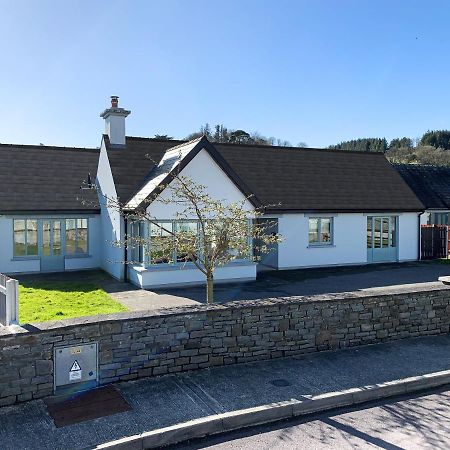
421 225 449 260
0 274 19 326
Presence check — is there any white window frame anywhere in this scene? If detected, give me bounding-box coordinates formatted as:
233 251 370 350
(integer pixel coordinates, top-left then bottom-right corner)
65 218 89 256
13 218 39 258
140 219 253 267
308 217 334 246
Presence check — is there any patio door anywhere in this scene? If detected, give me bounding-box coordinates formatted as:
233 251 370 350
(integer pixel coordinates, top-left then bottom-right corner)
367 216 398 263
41 219 64 272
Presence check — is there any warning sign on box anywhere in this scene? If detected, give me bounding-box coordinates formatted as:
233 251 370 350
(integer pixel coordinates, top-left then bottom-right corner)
54 343 98 391
69 360 82 381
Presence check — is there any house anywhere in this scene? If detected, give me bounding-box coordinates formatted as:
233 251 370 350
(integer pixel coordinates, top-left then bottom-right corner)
0 97 424 288
394 164 450 226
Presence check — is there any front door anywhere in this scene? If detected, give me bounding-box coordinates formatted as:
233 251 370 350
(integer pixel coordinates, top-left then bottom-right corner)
41 220 65 272
254 218 279 269
367 216 398 263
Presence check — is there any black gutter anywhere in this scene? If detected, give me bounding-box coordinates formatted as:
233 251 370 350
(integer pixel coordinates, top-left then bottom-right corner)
0 209 101 215
418 210 426 260
124 217 128 283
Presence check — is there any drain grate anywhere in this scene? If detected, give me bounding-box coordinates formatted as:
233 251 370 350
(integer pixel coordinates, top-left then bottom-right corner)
270 379 291 387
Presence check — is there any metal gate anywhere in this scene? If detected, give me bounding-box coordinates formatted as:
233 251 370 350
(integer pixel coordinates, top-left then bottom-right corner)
0 274 19 326
421 225 449 260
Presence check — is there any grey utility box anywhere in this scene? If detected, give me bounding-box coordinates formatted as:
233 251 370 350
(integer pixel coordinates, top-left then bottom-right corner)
54 343 98 394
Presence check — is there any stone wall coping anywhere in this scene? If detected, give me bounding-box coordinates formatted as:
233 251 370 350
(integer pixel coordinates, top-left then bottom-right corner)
1 281 448 339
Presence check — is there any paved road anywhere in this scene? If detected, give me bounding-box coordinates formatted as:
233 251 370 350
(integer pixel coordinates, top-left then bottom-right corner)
175 387 450 450
2 336 450 449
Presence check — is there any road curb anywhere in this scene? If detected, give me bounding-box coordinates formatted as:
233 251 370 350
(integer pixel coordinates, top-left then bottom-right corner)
94 369 450 449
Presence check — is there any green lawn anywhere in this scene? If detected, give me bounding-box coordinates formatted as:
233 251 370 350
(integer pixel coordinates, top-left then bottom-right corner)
19 279 127 323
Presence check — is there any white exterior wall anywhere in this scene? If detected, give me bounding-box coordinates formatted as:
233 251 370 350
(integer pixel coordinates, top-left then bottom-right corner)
277 212 420 270
277 213 367 269
398 212 420 261
147 149 253 218
130 263 256 289
0 215 102 274
132 148 256 288
96 138 125 280
420 212 430 226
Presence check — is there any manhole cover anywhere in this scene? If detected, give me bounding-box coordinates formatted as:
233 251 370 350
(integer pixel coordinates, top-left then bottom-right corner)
45 385 131 427
270 379 291 387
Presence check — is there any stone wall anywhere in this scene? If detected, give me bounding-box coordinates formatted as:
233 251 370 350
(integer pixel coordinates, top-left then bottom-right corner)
1 284 450 406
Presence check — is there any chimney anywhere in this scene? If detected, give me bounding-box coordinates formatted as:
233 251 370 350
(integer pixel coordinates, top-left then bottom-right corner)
100 96 131 146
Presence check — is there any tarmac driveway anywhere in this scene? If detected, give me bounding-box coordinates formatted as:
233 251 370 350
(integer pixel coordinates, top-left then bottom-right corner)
152 261 450 305
16 262 450 312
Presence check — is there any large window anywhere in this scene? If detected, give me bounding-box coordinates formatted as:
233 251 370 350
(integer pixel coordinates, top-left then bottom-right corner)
367 216 396 249
150 221 174 264
175 221 199 263
65 219 88 255
308 217 333 245
132 220 251 266
13 219 38 257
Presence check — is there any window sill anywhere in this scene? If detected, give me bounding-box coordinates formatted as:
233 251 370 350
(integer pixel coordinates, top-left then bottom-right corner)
307 244 335 249
11 256 40 261
132 260 256 272
65 254 92 259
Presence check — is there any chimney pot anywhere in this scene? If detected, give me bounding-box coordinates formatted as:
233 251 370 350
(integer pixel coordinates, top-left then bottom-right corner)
111 96 119 108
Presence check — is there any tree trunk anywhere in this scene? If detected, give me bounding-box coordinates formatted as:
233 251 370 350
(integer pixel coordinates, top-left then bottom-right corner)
206 273 214 304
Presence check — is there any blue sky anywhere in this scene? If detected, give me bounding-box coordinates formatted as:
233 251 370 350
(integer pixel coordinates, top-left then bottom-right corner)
1 0 450 148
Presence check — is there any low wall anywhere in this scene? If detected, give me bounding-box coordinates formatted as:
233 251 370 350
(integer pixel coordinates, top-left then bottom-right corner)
1 283 450 406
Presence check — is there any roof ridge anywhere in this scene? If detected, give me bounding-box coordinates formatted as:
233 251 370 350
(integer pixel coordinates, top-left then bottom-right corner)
125 135 386 155
0 142 99 152
210 141 387 155
126 135 186 143
163 135 205 153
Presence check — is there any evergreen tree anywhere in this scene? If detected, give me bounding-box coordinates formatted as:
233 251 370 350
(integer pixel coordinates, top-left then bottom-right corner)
389 137 413 149
420 130 450 150
329 138 388 152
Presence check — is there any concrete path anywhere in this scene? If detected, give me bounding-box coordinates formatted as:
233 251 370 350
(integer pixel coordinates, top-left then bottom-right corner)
103 280 200 311
2 335 450 450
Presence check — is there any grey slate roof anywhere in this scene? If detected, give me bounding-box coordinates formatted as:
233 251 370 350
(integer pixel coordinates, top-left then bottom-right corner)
394 164 450 210
0 137 424 214
107 137 424 213
216 144 425 212
0 143 99 213
105 135 180 205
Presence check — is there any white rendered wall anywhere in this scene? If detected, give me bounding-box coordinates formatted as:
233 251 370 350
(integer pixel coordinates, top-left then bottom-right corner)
104 115 126 146
130 263 256 289
277 212 419 269
147 148 254 218
420 212 430 226
398 212 420 261
96 138 125 280
277 213 367 269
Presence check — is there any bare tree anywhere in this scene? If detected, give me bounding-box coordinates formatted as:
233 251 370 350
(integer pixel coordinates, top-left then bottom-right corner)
88 168 282 304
